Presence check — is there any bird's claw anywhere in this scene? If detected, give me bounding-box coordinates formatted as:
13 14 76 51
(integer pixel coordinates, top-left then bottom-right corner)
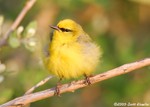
84 74 93 85
54 82 61 96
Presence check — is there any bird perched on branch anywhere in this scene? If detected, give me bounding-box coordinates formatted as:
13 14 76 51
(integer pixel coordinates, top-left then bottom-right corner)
44 19 102 95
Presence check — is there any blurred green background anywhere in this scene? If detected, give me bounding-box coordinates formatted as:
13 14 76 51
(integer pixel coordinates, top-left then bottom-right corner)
0 0 150 107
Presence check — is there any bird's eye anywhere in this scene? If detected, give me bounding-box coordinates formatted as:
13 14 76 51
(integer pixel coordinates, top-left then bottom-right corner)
59 28 72 32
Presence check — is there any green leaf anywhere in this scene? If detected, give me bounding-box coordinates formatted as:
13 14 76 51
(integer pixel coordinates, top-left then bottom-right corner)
23 21 37 38
8 31 21 48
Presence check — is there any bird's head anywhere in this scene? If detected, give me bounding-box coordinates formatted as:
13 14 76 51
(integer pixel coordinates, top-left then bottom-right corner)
50 19 84 43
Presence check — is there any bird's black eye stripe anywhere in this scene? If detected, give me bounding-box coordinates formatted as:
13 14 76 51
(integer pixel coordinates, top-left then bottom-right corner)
59 28 72 32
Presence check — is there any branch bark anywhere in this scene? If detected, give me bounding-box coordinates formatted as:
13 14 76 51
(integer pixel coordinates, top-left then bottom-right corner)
0 58 150 107
0 0 36 47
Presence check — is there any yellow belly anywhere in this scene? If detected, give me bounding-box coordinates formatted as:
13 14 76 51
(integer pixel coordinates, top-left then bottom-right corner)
46 42 100 79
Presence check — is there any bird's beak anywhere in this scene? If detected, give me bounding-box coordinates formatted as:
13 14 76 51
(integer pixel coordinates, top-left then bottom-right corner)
50 25 60 31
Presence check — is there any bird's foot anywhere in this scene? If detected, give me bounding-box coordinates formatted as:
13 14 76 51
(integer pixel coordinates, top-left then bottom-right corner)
54 78 62 96
54 84 61 96
84 74 93 85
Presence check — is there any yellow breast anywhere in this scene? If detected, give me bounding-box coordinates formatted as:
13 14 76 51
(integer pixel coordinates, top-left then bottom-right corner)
45 40 100 79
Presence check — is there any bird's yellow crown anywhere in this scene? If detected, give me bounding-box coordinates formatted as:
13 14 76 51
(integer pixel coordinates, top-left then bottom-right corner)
57 19 82 32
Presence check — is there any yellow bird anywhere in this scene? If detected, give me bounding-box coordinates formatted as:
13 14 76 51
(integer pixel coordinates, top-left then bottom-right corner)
44 19 102 94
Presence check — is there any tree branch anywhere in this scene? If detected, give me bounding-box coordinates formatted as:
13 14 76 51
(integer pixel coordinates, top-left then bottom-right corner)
25 75 54 95
0 0 36 47
0 58 150 107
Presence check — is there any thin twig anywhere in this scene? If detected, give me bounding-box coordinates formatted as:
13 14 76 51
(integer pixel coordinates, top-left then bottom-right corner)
24 76 54 107
0 0 36 47
0 58 150 107
25 75 54 95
